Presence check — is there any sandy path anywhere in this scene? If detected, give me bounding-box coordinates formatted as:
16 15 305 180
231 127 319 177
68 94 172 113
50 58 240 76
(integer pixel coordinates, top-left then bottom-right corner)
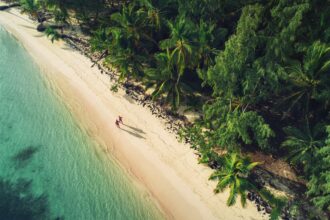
0 7 266 220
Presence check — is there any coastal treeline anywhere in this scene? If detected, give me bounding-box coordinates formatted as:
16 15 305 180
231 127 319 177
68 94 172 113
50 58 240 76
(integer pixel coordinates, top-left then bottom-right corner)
7 0 330 218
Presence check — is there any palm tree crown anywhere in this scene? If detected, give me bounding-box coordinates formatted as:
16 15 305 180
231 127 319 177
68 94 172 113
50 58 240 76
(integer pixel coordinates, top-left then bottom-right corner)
209 153 260 207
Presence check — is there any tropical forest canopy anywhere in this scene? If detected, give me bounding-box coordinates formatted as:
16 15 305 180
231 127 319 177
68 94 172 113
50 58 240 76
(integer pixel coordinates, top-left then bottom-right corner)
10 0 330 218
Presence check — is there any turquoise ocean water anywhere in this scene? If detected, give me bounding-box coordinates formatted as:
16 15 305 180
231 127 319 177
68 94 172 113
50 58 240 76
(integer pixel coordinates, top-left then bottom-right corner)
0 27 163 220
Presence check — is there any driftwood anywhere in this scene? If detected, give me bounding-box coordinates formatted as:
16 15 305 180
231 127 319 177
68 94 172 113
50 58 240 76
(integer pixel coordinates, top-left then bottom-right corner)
37 23 46 32
91 50 108 68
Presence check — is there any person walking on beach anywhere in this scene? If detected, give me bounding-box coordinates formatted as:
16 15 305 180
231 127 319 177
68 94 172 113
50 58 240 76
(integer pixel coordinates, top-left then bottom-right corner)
115 119 120 128
118 116 123 124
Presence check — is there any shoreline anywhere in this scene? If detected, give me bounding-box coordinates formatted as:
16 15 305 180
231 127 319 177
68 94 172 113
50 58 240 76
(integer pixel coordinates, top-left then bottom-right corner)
0 7 265 220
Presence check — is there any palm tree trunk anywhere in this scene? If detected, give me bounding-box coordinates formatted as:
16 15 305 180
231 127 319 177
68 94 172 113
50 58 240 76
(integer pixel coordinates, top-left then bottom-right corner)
91 50 109 67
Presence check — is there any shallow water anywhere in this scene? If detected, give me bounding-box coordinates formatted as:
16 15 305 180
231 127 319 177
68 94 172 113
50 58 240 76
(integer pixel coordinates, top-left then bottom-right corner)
0 27 163 220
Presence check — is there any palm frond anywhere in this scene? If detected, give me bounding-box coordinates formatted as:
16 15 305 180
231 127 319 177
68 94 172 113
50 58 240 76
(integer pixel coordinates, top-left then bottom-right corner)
227 184 238 206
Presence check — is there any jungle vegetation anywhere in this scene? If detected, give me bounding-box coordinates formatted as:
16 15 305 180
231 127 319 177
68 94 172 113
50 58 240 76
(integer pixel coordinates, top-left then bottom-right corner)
7 0 330 218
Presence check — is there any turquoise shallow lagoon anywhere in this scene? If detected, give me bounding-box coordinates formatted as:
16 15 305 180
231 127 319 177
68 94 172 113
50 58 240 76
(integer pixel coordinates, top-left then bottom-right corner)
0 27 163 220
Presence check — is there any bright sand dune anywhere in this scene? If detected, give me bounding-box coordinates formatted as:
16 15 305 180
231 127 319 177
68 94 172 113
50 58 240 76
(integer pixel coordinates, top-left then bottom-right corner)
0 7 266 220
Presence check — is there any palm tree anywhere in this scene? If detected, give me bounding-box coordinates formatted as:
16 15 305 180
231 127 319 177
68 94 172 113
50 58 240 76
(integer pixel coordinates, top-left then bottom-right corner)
90 28 109 52
281 121 325 173
20 0 39 18
195 20 220 80
144 50 192 108
52 7 69 34
110 5 141 48
139 0 162 30
102 3 156 78
110 4 156 51
20 0 48 31
139 0 176 32
282 41 330 116
45 26 60 43
209 153 260 207
106 47 146 80
159 16 197 75
90 28 110 67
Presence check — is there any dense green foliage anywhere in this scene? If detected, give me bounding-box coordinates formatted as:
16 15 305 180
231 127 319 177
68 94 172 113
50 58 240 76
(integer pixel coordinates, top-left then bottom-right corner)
16 0 330 217
307 126 330 212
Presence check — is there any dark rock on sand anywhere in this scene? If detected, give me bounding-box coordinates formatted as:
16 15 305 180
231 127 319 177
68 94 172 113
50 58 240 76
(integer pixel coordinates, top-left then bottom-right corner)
37 23 46 32
0 3 20 11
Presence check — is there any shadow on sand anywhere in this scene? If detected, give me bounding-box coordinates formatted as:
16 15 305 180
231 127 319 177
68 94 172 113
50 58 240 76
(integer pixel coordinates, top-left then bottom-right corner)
120 127 145 139
123 124 145 134
19 24 36 30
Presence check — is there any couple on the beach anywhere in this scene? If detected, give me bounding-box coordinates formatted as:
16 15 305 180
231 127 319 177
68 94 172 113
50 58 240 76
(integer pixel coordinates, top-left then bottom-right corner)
115 116 123 128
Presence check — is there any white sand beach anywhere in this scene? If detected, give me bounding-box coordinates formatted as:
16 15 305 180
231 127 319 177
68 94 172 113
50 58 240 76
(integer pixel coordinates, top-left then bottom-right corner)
0 6 266 220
